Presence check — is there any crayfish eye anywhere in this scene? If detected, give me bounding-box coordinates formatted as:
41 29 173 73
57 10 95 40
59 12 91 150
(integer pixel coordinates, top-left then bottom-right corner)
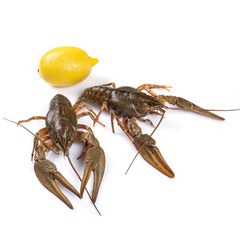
149 102 157 107
54 140 62 150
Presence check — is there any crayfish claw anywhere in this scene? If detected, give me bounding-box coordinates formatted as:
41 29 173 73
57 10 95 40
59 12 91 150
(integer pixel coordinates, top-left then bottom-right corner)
134 134 175 178
80 146 106 203
34 159 80 209
80 163 92 199
158 95 225 121
150 145 175 178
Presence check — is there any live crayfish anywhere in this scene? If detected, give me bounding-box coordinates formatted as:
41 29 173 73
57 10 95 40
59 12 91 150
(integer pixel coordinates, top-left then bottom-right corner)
74 83 228 178
15 94 105 211
5 83 238 213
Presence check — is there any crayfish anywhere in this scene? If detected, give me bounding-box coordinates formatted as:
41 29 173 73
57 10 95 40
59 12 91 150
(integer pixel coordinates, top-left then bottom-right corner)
74 83 230 177
5 84 238 213
9 94 105 213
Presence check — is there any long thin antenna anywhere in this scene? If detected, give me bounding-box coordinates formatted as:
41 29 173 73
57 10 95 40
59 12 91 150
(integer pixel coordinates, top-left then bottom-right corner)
125 111 165 175
3 118 55 153
66 155 101 216
167 107 240 112
201 108 240 112
4 117 38 135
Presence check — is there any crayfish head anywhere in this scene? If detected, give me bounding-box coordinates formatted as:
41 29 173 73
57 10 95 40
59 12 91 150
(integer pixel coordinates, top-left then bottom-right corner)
51 119 77 156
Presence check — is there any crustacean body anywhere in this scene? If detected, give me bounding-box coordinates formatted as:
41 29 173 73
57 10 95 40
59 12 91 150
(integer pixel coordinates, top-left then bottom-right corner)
74 83 225 177
17 94 105 209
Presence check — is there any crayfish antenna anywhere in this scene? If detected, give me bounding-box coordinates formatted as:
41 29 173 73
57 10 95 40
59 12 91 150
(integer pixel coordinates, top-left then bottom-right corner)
3 118 56 153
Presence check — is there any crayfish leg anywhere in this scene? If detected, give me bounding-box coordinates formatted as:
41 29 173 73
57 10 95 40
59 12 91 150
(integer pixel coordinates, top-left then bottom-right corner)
76 111 105 127
17 116 46 125
115 115 134 144
138 117 155 127
31 127 59 160
110 109 115 133
77 124 94 134
137 84 172 96
93 101 109 127
99 82 116 88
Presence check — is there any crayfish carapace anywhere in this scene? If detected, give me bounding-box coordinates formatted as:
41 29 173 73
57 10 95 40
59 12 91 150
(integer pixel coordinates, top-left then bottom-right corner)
74 83 228 178
15 94 105 213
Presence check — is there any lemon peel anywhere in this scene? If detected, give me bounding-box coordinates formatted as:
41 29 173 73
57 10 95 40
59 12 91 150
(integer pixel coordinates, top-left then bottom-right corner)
38 46 98 87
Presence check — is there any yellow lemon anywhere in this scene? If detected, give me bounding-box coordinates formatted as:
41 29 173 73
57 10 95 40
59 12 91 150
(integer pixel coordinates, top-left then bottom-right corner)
38 46 98 87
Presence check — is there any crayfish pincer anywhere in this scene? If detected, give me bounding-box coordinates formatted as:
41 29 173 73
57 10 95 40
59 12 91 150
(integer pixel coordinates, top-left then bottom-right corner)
16 94 105 211
34 142 80 209
125 118 174 178
74 83 226 177
77 132 105 203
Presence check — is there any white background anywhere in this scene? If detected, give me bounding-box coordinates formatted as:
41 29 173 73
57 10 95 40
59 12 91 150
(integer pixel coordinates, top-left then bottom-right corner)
1 0 240 239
